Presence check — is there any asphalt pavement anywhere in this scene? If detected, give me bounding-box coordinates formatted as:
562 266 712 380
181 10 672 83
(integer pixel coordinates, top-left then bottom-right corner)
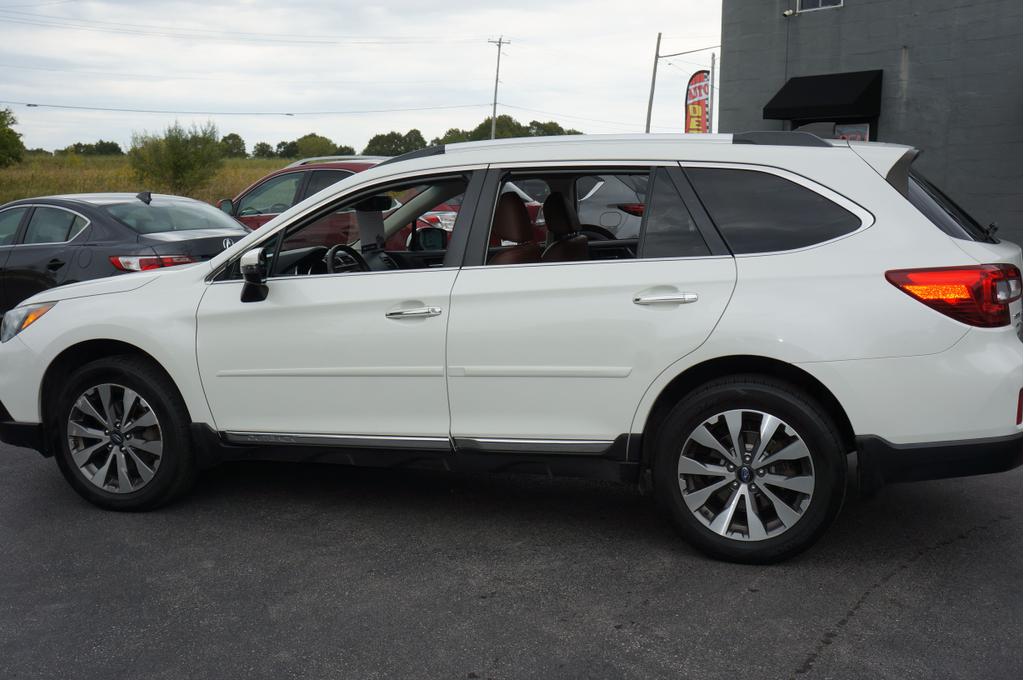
1 441 1020 680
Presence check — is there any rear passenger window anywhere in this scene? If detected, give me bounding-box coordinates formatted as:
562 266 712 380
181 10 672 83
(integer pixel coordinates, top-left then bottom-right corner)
23 207 84 244
639 169 710 259
304 170 352 199
686 168 861 253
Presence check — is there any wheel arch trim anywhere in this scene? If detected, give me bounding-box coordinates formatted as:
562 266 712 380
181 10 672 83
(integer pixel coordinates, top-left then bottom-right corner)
630 354 856 466
39 339 203 441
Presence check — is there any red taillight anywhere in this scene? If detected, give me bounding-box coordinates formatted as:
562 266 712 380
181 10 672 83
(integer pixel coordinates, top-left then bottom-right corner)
109 255 196 272
617 203 646 217
885 264 1022 327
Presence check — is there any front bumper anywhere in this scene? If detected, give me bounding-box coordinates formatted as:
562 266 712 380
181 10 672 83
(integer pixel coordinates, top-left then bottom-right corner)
0 400 46 454
857 432 1022 492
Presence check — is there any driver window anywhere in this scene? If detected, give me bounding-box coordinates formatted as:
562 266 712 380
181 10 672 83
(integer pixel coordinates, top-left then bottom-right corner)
237 172 303 217
268 174 469 278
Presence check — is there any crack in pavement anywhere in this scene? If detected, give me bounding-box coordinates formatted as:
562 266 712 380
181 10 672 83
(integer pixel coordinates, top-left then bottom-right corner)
791 513 1015 678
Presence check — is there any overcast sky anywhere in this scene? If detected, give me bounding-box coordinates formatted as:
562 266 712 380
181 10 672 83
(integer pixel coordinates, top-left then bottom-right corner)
0 0 722 152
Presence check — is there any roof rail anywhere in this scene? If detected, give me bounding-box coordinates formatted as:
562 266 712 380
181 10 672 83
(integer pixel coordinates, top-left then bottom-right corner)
732 131 832 148
377 145 446 166
284 155 388 168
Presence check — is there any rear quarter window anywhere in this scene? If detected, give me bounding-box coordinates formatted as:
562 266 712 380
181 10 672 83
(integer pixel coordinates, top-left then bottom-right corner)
685 168 862 254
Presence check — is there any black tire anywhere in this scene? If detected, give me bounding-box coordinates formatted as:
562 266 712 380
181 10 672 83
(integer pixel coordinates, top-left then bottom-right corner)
652 375 847 564
53 354 196 511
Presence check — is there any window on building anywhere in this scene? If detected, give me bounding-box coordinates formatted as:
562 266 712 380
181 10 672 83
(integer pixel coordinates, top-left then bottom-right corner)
797 0 843 11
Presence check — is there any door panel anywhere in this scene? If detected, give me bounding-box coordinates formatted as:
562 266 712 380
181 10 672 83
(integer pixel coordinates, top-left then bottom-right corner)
196 269 457 438
0 207 29 312
2 207 85 310
445 258 736 441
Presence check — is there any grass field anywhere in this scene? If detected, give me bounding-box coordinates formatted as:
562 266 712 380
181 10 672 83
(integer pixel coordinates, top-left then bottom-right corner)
0 155 285 206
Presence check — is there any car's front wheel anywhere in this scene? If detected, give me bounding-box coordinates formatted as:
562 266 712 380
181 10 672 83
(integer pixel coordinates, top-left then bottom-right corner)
53 355 196 511
653 375 847 563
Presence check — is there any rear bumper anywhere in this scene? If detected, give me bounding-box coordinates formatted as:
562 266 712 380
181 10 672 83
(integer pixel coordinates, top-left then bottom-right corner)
857 432 1022 491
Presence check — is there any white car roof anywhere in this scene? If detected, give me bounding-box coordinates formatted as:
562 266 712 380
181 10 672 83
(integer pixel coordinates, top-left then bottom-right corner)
350 132 914 185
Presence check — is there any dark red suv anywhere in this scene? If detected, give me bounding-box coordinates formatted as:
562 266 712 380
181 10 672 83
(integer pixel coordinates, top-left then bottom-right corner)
217 156 384 229
218 155 546 248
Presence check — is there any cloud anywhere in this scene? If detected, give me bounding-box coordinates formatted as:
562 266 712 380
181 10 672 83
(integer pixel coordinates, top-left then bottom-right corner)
0 0 721 151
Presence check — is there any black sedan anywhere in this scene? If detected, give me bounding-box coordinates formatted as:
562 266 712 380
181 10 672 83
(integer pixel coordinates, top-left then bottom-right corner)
0 192 249 314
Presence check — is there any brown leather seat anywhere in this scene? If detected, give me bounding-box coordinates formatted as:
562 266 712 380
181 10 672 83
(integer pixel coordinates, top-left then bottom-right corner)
488 193 542 265
541 192 588 262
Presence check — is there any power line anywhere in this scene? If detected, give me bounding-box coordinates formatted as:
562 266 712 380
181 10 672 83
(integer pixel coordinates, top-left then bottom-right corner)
501 103 681 133
499 103 638 130
0 9 486 45
0 100 492 117
0 0 75 7
0 61 490 86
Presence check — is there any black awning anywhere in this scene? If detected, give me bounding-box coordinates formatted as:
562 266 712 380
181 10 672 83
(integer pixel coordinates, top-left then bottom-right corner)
763 70 883 121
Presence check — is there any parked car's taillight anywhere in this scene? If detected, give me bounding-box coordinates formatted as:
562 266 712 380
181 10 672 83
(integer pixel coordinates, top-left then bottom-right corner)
885 264 1022 327
617 203 646 217
109 255 197 272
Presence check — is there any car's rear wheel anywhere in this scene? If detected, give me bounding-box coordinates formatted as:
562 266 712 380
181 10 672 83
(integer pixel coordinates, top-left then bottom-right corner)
53 355 196 511
653 375 847 563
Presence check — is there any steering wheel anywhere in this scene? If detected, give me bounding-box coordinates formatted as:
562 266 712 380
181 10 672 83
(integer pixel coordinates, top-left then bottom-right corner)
326 244 370 273
579 224 616 241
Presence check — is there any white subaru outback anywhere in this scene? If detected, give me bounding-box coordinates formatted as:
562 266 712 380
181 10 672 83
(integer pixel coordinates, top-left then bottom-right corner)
1 132 1020 563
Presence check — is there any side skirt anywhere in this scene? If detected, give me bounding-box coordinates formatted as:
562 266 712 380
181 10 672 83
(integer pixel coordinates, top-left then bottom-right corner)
190 424 642 483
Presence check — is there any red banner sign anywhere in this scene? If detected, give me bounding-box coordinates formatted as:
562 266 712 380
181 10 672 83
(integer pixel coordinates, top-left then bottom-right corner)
685 70 710 134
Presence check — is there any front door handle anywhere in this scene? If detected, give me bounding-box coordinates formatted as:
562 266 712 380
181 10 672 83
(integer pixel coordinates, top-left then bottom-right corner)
47 258 65 271
386 306 443 319
633 293 698 305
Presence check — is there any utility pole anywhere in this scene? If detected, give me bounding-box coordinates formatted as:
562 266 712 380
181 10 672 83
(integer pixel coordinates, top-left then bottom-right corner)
644 32 662 134
709 52 716 133
645 37 721 133
488 36 509 139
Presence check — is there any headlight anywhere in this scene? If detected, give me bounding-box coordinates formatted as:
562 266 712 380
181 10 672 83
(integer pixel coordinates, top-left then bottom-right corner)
0 302 56 343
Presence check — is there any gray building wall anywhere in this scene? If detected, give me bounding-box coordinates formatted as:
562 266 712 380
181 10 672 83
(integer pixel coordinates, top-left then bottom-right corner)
719 0 1023 244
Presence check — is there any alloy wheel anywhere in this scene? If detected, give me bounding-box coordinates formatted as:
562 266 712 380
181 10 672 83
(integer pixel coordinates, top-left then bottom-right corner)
66 383 163 494
677 409 815 541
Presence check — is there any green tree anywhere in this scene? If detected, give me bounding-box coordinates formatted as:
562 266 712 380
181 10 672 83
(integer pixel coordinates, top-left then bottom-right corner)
527 120 582 137
0 108 26 168
362 128 427 156
294 132 337 158
219 133 247 158
430 116 581 145
275 140 298 158
128 121 223 195
430 127 471 145
252 142 275 158
61 140 124 155
335 144 356 155
24 148 53 156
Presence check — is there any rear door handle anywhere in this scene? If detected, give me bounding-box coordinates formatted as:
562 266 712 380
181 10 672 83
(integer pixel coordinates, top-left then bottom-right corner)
633 293 698 305
386 306 443 319
47 258 65 271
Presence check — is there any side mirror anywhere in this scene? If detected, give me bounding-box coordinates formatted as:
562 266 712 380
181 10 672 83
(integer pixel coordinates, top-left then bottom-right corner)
239 247 269 303
417 227 448 251
217 198 235 215
354 195 394 212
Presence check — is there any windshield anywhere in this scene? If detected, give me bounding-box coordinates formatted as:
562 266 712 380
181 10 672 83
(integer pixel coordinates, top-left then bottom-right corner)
908 170 995 243
104 199 245 235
